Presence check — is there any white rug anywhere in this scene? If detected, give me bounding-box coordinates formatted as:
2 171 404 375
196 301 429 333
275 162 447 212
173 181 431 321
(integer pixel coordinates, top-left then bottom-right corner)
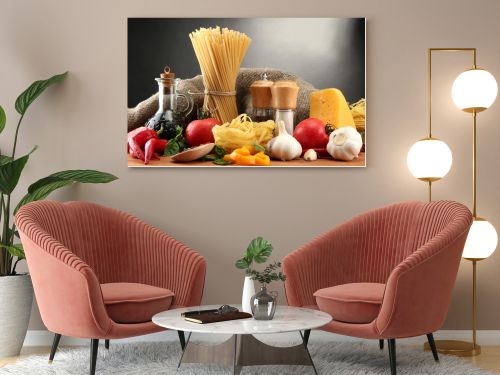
0 341 494 374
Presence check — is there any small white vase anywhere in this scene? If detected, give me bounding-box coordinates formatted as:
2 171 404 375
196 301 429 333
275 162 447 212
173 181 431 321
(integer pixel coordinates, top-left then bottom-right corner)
241 276 255 313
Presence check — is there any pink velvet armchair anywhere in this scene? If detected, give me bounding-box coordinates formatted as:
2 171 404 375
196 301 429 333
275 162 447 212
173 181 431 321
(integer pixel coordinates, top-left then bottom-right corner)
283 200 472 375
16 200 206 375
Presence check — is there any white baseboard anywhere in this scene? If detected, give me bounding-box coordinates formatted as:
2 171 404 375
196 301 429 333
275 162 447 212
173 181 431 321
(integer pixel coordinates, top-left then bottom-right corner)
23 329 500 347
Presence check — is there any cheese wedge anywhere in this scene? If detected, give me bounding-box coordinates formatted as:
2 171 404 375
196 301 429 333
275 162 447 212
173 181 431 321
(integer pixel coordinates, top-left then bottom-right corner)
310 88 355 129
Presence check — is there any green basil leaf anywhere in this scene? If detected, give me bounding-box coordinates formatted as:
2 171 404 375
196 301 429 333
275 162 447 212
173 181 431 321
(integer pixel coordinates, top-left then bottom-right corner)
253 144 265 152
0 105 5 134
178 138 187 151
15 72 67 115
213 159 232 165
214 145 226 158
164 141 180 156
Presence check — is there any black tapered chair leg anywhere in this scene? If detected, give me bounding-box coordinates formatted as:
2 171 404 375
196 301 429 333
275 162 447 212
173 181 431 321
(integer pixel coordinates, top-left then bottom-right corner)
426 333 439 362
303 329 311 347
177 330 186 350
379 339 384 350
105 339 110 350
90 339 99 375
48 333 62 363
388 339 396 375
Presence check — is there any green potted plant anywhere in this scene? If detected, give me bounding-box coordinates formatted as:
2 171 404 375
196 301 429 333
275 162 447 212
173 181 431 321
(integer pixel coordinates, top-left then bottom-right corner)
0 72 117 358
248 261 286 320
235 237 286 319
235 237 272 313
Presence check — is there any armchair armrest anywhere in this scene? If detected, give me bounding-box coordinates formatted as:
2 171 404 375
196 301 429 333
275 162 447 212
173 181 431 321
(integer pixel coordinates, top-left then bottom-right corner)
376 228 470 338
17 231 111 339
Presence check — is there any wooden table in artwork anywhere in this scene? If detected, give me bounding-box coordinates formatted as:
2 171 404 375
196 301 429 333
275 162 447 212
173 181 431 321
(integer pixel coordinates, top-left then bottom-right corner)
128 152 365 167
152 305 332 374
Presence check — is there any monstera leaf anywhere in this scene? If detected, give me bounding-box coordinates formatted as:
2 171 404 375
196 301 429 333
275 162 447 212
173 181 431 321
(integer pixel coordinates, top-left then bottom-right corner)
235 236 274 270
246 236 273 263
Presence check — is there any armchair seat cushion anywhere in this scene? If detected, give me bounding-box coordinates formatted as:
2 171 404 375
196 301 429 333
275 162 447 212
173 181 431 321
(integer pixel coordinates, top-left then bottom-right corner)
314 283 385 324
101 283 174 324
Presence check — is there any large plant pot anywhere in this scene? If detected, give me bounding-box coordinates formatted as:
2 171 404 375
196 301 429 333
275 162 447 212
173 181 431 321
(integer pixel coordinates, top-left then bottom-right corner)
0 274 33 358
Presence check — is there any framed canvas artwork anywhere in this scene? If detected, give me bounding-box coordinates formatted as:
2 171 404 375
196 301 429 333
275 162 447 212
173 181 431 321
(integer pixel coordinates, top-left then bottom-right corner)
127 17 366 167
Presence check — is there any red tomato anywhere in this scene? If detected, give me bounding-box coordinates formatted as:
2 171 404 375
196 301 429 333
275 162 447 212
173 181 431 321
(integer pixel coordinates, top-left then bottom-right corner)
293 118 329 150
185 118 221 147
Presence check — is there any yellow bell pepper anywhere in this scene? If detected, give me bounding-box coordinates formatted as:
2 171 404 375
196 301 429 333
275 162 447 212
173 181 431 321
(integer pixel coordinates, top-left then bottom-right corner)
226 146 271 166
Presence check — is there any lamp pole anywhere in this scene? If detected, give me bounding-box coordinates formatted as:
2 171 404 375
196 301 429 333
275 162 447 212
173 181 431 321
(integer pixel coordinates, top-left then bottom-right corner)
424 48 476 202
423 48 483 357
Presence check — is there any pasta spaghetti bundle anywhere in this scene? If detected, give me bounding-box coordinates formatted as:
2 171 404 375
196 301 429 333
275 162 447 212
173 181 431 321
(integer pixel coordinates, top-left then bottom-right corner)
189 27 252 123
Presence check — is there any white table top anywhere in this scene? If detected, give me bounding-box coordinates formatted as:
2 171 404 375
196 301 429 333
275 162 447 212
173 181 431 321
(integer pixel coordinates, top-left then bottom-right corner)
152 305 332 335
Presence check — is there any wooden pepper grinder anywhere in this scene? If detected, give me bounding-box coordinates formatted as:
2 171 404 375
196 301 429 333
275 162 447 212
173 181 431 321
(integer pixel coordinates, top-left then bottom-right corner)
250 73 274 122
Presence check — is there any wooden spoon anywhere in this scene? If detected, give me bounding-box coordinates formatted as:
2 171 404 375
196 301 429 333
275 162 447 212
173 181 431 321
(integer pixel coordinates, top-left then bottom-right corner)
170 143 215 163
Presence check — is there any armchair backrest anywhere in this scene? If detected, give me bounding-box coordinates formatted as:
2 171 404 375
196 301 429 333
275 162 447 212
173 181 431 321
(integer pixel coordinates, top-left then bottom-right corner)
346 200 469 283
341 201 422 284
16 200 134 284
283 200 472 308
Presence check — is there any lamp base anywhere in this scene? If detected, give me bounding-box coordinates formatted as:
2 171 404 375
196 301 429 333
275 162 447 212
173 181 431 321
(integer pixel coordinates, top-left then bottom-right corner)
423 340 481 357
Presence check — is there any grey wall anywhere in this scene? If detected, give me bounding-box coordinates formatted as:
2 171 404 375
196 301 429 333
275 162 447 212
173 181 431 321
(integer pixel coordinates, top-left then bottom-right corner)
1 0 500 332
127 18 365 107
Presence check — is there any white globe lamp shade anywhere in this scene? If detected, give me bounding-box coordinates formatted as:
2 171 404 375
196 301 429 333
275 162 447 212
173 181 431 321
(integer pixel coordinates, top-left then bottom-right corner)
407 138 453 181
462 218 498 259
452 69 498 112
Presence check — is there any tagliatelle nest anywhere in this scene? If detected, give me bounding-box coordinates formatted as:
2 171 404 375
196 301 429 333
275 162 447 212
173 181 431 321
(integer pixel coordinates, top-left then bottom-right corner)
212 114 276 152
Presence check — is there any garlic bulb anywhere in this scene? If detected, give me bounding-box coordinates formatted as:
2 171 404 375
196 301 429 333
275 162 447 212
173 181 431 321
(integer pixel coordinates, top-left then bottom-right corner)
266 120 302 161
304 149 318 161
327 127 363 161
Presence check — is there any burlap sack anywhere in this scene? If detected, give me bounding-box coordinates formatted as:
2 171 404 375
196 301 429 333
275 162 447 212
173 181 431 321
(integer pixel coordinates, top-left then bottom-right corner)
127 68 317 132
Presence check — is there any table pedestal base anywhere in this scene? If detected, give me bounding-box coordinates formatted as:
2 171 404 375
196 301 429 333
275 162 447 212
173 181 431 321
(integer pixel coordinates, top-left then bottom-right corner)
178 332 317 374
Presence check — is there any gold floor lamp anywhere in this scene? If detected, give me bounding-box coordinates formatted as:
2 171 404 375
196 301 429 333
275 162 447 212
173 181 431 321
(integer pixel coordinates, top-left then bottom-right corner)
407 48 498 356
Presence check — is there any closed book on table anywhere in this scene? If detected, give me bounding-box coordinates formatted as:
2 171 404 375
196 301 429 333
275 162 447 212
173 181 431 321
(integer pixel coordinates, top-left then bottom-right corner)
183 311 252 324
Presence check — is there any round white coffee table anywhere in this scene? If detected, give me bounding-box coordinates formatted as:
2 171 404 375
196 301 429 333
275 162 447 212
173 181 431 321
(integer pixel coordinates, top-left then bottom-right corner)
153 305 331 374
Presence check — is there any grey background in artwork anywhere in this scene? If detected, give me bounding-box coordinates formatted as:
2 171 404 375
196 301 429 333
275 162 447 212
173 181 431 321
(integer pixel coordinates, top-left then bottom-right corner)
127 18 365 107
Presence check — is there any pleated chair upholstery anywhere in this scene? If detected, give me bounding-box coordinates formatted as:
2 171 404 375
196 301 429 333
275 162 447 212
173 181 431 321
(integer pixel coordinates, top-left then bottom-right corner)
283 200 472 340
16 200 206 340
